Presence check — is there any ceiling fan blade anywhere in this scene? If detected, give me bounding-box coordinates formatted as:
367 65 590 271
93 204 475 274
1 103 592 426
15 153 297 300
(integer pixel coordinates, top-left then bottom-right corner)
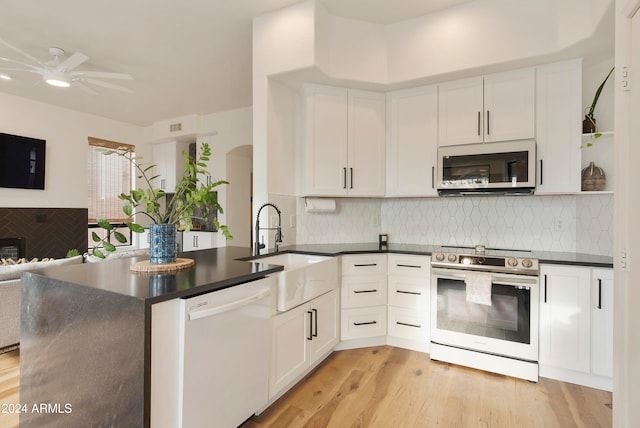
55 52 88 72
0 37 42 65
73 81 99 95
74 70 133 80
0 55 41 71
84 78 133 93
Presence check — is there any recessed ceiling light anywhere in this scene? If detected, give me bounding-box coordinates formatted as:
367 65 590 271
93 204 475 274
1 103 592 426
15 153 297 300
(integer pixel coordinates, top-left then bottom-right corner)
0 73 11 81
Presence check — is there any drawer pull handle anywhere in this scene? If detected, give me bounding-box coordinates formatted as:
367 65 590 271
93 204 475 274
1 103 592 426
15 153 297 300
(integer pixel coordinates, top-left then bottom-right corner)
397 321 421 328
396 264 421 269
354 263 377 267
354 289 377 294
397 290 421 295
354 321 377 326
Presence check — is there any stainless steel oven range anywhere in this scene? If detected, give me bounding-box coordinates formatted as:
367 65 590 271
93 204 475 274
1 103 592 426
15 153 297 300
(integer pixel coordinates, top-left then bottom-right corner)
430 245 540 381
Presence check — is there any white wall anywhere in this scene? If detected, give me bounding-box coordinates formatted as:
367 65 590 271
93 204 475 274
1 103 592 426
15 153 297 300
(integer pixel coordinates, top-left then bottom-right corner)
226 146 252 248
0 92 144 209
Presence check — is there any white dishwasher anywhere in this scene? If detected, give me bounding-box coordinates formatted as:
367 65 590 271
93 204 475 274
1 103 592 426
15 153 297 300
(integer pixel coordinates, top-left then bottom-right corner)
180 277 273 428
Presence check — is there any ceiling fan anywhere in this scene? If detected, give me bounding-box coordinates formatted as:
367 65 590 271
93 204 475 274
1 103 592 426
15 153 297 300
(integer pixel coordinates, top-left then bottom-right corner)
0 37 133 94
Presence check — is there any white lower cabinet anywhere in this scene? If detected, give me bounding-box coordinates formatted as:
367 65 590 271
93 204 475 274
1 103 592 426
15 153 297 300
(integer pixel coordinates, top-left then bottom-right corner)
340 254 388 344
269 289 338 399
539 264 613 390
386 255 431 352
181 231 215 252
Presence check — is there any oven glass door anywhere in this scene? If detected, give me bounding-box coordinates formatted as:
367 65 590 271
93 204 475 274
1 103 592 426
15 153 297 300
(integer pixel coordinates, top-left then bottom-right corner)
431 269 539 361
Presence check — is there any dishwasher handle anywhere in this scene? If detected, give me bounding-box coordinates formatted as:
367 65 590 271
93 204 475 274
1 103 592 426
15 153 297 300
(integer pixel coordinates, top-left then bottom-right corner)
188 287 270 320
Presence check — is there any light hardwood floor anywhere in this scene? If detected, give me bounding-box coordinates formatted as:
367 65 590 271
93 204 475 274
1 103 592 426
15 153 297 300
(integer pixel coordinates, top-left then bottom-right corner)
1 346 612 428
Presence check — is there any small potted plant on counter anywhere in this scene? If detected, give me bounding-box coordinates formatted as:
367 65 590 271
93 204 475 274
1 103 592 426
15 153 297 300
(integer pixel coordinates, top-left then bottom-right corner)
91 142 232 264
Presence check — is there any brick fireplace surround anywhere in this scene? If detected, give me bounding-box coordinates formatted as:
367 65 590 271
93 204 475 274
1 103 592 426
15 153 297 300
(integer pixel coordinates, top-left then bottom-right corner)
0 208 88 259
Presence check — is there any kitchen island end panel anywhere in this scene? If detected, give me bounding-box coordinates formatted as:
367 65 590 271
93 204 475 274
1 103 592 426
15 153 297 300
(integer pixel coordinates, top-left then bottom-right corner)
19 272 146 428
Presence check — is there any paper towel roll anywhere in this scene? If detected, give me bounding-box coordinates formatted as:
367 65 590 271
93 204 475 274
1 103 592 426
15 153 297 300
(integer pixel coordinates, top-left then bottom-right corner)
304 198 336 213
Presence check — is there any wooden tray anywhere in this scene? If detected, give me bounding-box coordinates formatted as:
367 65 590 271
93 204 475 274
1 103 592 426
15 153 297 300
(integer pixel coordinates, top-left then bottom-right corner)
130 258 194 273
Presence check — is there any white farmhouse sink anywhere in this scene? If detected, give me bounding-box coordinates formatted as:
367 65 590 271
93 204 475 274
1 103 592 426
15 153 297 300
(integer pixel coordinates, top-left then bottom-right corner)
251 253 338 312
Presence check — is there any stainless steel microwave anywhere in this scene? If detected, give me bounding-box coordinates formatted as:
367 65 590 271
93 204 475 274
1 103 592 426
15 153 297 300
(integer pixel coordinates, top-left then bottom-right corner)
436 140 536 196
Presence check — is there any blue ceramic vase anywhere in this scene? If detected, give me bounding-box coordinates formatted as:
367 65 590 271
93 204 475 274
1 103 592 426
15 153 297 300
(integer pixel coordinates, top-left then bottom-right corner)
149 223 177 264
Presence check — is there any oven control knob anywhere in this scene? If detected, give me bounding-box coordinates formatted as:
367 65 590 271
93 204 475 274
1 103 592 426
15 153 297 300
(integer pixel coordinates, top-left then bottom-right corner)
435 253 445 262
507 257 518 267
521 258 533 268
447 254 457 263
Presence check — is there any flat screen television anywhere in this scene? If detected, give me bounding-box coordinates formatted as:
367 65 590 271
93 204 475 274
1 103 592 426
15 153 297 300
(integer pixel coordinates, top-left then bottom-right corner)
0 132 46 190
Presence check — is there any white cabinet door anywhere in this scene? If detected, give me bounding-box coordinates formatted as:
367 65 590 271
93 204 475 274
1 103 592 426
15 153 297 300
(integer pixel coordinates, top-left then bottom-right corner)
181 232 214 252
347 90 386 196
438 69 535 147
152 141 190 192
535 59 582 194
387 86 438 196
539 265 592 373
303 85 349 196
302 85 385 197
270 289 339 399
438 76 484 146
483 68 535 143
270 302 311 397
309 289 339 364
591 268 614 378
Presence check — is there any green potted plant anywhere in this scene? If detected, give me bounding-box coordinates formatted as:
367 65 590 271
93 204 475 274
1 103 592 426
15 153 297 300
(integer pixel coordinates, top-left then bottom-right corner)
583 66 614 144
91 142 232 263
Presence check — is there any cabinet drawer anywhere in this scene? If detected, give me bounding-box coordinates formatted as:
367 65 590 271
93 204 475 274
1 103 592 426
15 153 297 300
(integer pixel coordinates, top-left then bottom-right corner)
342 254 387 276
387 275 429 310
387 255 430 277
341 306 387 340
341 276 387 308
387 306 429 342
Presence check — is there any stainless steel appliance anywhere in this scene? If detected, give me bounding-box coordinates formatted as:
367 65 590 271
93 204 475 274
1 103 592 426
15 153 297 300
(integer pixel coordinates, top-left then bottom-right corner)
436 140 536 195
430 245 539 381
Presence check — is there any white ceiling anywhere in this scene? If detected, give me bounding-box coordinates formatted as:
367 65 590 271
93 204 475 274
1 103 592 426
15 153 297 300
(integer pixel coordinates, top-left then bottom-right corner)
0 0 611 128
0 0 476 127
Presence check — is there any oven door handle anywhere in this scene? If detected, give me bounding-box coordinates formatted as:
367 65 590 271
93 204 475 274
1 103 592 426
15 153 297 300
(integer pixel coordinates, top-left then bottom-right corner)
431 269 538 287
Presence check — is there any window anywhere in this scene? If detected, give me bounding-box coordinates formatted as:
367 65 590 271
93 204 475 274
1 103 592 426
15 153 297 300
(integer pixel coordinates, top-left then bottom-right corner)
87 137 135 248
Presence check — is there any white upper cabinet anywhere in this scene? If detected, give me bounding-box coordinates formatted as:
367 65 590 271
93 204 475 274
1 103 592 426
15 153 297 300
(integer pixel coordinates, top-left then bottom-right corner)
302 84 385 197
386 85 438 197
152 141 190 192
535 59 582 194
438 68 535 146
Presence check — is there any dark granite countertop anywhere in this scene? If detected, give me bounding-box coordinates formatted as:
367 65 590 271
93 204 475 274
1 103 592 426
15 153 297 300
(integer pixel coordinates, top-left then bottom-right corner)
28 243 612 305
29 246 283 304
278 243 614 268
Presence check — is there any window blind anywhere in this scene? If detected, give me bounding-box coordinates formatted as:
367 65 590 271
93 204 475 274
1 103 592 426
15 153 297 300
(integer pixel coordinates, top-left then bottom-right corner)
87 137 135 223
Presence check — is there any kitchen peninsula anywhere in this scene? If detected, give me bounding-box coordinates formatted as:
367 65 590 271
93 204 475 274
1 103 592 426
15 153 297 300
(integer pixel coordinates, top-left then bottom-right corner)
19 243 613 427
19 247 284 428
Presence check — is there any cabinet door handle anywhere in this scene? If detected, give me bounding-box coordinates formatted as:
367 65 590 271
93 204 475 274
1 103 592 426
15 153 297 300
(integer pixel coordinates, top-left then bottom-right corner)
477 111 481 136
354 289 378 294
539 160 543 185
486 110 490 135
354 321 377 326
161 178 166 190
431 166 435 189
597 279 603 309
343 168 347 189
397 264 421 269
312 308 318 337
350 168 353 189
307 311 313 341
193 235 198 248
397 321 421 328
354 263 377 267
397 290 422 296
543 274 548 303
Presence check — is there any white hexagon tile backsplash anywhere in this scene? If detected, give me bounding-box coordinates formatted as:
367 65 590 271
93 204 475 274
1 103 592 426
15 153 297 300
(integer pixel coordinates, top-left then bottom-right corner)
295 194 613 256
